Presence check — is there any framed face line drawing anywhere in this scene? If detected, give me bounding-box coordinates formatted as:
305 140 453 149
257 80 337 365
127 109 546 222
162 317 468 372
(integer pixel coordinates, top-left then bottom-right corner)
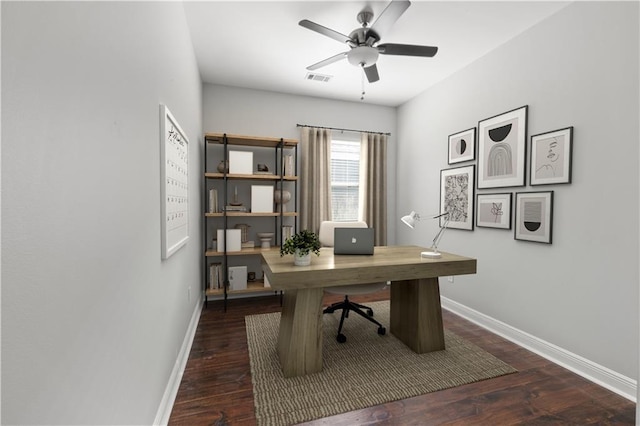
476 193 512 229
440 165 475 231
477 105 528 189
514 191 553 244
530 126 573 186
448 127 476 164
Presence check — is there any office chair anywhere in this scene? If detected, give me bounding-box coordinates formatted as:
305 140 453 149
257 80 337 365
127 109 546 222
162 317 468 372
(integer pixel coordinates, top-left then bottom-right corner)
318 221 387 343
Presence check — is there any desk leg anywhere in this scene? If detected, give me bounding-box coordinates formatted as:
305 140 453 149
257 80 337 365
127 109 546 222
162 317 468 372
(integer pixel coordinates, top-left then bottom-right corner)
390 277 445 353
276 287 324 377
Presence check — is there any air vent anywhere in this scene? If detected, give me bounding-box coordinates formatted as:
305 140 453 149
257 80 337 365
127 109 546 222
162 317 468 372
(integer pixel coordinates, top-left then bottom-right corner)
305 72 332 83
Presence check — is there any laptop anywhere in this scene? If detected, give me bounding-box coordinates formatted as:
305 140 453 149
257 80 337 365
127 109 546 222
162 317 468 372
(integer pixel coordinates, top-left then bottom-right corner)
333 227 375 255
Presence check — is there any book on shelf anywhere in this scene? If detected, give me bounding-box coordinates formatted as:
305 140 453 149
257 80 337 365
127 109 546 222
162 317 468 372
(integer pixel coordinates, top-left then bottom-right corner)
208 189 219 213
209 263 222 290
224 205 248 212
282 225 293 243
283 154 294 176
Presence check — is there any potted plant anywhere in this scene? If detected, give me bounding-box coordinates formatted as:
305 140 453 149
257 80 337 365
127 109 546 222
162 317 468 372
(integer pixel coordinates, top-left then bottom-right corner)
280 229 321 266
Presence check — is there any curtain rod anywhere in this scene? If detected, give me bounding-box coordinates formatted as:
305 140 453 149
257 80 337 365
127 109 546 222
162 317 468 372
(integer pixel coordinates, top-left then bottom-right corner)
296 123 391 136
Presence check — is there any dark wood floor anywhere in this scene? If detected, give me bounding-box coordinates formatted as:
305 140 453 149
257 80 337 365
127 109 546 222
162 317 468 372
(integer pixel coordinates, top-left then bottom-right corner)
169 290 636 425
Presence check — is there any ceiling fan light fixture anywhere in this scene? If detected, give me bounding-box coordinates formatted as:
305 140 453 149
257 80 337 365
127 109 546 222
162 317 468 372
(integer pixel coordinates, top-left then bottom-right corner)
347 46 379 67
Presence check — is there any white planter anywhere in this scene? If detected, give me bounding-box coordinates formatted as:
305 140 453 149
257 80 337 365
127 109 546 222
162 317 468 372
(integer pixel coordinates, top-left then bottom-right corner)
294 249 311 266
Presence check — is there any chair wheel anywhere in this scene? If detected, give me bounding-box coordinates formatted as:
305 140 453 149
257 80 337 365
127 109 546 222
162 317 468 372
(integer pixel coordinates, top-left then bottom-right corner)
367 309 374 316
337 333 347 343
378 327 386 336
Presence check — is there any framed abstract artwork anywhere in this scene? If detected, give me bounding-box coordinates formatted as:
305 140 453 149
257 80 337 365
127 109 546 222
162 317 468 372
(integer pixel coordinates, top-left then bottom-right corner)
160 104 189 259
448 127 476 164
530 126 573 186
476 193 512 229
440 165 475 231
477 105 528 189
514 191 553 244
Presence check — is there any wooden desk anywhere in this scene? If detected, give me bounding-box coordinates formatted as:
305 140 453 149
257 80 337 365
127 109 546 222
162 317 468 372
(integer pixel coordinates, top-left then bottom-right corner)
261 245 477 377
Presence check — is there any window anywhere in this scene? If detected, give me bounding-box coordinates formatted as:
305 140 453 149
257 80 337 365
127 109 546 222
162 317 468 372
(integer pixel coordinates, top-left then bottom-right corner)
330 139 361 221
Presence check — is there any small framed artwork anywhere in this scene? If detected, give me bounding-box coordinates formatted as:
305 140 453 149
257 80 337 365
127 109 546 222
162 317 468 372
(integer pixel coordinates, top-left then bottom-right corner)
448 127 476 164
440 165 475 231
530 126 573 186
514 191 553 244
476 193 512 229
477 105 528 189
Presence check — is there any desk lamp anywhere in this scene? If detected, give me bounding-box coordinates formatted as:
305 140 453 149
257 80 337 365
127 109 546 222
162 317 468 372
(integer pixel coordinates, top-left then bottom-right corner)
401 211 450 258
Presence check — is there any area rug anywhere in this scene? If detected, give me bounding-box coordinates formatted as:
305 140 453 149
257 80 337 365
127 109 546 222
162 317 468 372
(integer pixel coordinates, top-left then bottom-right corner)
246 301 516 426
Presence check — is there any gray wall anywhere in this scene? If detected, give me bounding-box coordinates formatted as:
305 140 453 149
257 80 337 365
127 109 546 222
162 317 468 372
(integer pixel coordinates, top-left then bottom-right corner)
2 2 203 424
397 1 639 381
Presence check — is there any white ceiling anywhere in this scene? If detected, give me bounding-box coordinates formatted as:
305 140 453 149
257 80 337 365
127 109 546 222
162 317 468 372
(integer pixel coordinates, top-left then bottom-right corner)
183 1 569 107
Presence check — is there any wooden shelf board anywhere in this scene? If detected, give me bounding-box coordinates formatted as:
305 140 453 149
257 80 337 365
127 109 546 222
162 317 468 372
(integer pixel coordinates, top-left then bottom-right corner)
205 212 297 218
205 172 297 181
205 246 281 257
205 133 298 148
205 280 275 296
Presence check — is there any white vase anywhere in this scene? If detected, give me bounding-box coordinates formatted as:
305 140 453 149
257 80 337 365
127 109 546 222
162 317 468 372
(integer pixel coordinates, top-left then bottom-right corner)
274 188 291 212
294 249 311 266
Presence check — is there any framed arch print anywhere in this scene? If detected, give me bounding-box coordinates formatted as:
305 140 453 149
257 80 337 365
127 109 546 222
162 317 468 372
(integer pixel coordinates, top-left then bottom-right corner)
477 106 528 189
530 126 573 185
514 191 553 244
448 127 476 164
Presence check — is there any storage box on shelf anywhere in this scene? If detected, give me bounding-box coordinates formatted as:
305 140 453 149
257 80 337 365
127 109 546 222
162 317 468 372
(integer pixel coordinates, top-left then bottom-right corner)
203 133 298 308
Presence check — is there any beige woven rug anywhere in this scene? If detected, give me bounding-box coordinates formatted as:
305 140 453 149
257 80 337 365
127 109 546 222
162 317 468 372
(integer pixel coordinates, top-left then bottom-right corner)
246 301 516 426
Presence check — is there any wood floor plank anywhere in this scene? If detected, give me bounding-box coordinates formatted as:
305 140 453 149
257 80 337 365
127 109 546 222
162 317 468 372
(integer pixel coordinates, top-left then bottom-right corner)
169 290 635 425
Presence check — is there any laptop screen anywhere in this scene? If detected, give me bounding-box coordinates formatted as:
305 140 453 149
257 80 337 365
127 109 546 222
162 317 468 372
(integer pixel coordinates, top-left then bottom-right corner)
333 227 375 255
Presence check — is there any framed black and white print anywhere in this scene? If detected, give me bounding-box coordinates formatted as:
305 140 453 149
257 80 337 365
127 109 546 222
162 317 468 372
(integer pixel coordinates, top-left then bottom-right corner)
530 127 573 186
160 104 189 259
514 191 553 244
477 105 528 189
476 193 512 229
448 127 476 164
440 165 475 231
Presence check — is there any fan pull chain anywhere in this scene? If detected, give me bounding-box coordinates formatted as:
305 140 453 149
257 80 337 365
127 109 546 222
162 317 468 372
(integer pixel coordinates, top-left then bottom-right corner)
360 65 366 101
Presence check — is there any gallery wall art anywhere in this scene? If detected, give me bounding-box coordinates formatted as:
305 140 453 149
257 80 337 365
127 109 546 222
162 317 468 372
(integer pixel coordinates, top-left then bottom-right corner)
514 191 553 244
530 126 573 186
440 165 475 231
476 193 512 229
448 127 476 164
477 106 528 189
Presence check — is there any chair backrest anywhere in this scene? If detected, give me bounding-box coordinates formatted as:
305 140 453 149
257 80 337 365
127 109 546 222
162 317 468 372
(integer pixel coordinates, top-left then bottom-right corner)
319 221 367 247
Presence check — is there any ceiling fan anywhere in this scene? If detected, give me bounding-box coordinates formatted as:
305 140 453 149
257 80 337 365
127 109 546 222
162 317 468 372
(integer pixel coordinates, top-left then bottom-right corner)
299 0 438 83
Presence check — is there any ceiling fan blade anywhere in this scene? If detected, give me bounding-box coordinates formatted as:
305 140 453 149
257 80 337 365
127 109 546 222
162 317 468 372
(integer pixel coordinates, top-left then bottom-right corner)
299 19 352 44
378 43 438 57
306 52 348 71
363 64 380 83
369 0 411 38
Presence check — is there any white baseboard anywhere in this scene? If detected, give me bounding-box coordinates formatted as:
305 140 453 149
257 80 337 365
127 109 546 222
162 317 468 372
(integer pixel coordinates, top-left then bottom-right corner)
441 296 637 402
153 296 203 425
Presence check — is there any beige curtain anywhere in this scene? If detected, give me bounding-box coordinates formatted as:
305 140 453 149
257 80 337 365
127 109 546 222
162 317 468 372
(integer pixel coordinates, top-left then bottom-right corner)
359 132 388 245
300 126 332 234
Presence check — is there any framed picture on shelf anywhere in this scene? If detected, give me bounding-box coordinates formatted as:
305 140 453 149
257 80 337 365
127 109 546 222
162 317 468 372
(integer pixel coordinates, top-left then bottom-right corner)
448 127 476 164
476 193 512 229
530 126 573 186
477 105 528 189
440 165 475 231
160 104 189 259
514 191 553 244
